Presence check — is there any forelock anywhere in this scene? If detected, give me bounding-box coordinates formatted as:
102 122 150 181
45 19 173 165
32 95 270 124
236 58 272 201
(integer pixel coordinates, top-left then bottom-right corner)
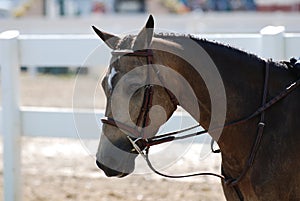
117 35 135 50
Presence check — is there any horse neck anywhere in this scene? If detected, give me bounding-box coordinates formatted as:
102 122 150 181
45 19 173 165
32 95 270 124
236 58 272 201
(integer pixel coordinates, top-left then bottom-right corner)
155 36 297 176
152 36 213 129
153 36 274 166
154 35 294 122
203 42 267 121
193 40 268 158
187 38 296 173
153 36 267 129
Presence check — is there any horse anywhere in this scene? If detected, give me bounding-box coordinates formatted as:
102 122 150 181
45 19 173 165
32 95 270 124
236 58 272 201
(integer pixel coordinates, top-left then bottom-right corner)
93 15 300 200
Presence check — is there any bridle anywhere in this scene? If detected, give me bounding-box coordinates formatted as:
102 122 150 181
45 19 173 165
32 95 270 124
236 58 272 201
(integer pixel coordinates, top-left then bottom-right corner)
101 49 178 139
101 48 300 199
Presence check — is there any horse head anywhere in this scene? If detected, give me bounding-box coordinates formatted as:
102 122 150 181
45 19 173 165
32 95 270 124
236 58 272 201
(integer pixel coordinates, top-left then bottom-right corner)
93 15 178 177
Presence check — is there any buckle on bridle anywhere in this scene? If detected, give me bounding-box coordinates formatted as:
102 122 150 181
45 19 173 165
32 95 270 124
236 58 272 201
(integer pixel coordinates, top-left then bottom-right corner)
258 122 265 127
127 136 147 159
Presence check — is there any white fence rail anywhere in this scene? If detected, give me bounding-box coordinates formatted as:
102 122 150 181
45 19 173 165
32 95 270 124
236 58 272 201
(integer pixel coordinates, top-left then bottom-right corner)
0 27 300 201
1 13 300 34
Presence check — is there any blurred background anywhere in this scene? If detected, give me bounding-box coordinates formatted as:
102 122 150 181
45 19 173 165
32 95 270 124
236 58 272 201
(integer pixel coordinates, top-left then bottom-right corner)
0 0 300 18
0 1 300 201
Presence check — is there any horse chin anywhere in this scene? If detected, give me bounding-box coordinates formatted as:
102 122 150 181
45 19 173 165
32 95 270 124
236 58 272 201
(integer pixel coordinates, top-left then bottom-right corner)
96 158 134 178
117 172 130 178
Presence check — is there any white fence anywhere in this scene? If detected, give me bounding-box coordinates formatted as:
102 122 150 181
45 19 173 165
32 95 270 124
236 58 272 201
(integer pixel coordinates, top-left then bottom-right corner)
1 13 300 34
0 27 300 201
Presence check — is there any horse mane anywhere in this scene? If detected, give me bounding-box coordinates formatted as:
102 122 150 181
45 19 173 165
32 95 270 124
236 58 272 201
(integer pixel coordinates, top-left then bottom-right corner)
155 32 295 73
156 32 263 62
116 34 135 49
117 32 294 74
118 32 266 63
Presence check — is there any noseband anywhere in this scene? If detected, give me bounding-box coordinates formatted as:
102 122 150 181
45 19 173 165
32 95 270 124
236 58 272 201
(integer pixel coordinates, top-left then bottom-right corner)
101 48 300 195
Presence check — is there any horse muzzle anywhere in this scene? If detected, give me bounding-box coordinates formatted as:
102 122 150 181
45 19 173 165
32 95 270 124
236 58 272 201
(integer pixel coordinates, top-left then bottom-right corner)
96 160 129 178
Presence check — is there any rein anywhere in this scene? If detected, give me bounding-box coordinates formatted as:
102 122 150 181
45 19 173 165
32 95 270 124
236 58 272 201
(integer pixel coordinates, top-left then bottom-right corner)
101 49 300 187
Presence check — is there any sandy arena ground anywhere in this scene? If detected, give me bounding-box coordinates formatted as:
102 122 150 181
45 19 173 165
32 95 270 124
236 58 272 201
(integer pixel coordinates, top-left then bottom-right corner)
0 73 226 201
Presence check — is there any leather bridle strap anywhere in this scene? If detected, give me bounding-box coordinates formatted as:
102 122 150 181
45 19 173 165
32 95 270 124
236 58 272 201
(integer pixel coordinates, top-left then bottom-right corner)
111 49 178 107
101 117 142 138
104 49 156 139
225 60 270 186
103 49 177 139
135 50 154 137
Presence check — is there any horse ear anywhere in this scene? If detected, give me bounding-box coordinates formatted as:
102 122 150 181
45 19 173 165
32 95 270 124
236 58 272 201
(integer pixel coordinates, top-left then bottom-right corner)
133 15 154 51
92 26 120 50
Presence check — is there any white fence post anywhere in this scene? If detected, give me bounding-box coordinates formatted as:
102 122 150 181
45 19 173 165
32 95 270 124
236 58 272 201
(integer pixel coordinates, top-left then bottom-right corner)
260 26 286 60
0 30 22 201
